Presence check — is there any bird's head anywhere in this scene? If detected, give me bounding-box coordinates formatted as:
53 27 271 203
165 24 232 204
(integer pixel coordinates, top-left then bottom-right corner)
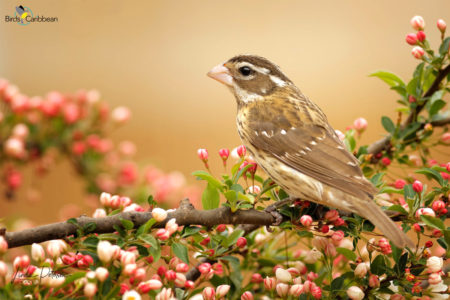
207 55 292 104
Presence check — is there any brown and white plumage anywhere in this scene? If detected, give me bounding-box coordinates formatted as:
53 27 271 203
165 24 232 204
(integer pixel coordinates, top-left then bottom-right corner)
208 54 414 248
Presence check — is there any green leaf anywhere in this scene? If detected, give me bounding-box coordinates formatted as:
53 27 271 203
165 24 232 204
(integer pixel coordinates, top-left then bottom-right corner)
296 230 314 238
429 99 446 117
202 183 220 210
60 271 86 289
67 218 78 226
120 218 134 230
420 215 445 230
136 218 156 236
147 195 157 207
138 234 159 249
381 116 395 134
394 252 408 276
370 255 386 276
233 164 253 184
386 205 408 215
370 172 385 186
82 222 97 233
336 247 356 261
223 229 244 248
403 184 415 199
444 230 450 250
370 71 405 87
439 37 450 55
416 168 444 186
82 236 99 248
171 243 189 264
406 77 420 97
192 170 223 190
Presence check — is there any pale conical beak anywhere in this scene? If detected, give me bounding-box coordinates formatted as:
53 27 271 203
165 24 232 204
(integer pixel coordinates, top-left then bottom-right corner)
207 64 233 87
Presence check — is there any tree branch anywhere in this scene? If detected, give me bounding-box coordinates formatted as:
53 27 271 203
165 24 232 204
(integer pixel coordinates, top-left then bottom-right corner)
3 198 274 248
368 64 450 155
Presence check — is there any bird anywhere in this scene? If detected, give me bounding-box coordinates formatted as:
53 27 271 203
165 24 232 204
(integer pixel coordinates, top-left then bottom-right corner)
207 54 414 249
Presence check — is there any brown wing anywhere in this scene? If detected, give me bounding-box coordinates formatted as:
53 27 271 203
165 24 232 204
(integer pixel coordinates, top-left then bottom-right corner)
244 97 377 200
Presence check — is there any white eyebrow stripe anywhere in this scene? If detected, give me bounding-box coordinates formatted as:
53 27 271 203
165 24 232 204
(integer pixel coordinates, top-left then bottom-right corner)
269 75 287 87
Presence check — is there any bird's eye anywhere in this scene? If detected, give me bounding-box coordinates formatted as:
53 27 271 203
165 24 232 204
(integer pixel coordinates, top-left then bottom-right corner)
238 66 252 76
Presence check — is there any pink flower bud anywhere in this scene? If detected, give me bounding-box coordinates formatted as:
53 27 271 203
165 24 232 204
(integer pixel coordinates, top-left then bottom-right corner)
276 283 289 297
165 218 178 235
46 240 67 258
405 33 418 45
236 237 247 248
175 263 189 273
247 185 261 194
426 256 443 273
202 287 215 300
411 46 425 59
251 273 263 283
415 207 435 219
311 285 322 299
31 243 45 262
198 263 211 274
442 132 450 144
95 267 109 282
290 284 304 296
416 31 426 42
0 261 8 277
428 272 442 285
4 138 25 158
156 288 173 300
381 157 391 166
300 215 313 227
275 268 292 283
219 148 230 161
412 180 423 193
413 223 422 232
369 274 380 288
0 237 8 254
236 145 247 157
142 279 162 291
84 282 97 297
152 208 168 222
432 200 446 213
93 208 107 218
325 209 339 222
197 148 208 161
138 281 153 293
264 276 276 290
185 280 195 289
12 124 29 140
165 270 176 281
437 19 446 33
111 106 131 123
331 230 345 245
411 16 425 30
174 272 186 287
353 117 368 132
408 95 417 103
335 129 345 141
216 285 231 298
120 251 136 267
13 255 30 270
354 263 369 278
394 179 406 189
241 291 253 300
99 192 111 206
347 286 365 300
98 241 116 263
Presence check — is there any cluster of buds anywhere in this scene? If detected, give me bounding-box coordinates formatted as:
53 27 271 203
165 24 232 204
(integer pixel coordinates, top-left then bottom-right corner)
406 16 448 60
155 218 179 240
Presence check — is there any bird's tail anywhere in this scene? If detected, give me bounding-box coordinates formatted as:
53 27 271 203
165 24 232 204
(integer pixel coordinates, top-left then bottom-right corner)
354 200 415 249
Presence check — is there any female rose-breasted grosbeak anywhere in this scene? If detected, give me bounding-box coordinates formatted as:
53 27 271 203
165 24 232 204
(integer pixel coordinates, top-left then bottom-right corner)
208 55 414 248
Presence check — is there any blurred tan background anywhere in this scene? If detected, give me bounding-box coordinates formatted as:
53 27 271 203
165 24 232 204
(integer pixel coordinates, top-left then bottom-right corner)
1 0 449 224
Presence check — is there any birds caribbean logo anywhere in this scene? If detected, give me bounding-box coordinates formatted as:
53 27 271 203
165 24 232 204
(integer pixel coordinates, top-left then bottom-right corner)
15 5 33 25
